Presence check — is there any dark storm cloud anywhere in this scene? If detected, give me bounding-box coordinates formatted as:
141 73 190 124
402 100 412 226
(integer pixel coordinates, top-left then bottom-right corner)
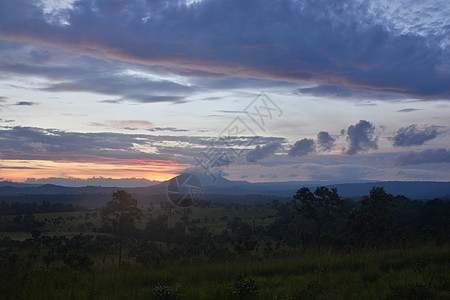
345 120 378 155
393 148 450 165
0 0 448 98
288 139 315 157
316 131 335 152
393 124 443 147
246 142 282 162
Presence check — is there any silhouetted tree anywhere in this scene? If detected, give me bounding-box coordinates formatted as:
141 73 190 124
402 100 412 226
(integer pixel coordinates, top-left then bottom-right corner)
347 207 371 250
360 186 394 247
293 186 343 253
101 190 142 266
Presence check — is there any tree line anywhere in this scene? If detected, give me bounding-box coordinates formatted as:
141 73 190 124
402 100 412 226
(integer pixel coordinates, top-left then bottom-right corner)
0 186 448 271
99 186 449 266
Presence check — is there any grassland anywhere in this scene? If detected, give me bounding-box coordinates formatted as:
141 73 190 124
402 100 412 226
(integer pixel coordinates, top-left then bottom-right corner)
12 245 450 299
2 202 450 299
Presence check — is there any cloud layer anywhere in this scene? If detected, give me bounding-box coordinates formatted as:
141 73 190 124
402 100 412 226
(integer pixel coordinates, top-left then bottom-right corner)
393 124 443 147
1 0 449 98
345 120 378 155
394 148 450 165
246 142 281 162
288 138 315 157
0 126 285 165
317 131 335 152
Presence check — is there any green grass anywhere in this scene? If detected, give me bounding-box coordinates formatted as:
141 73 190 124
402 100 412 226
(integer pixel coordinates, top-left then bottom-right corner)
0 232 31 240
11 245 450 299
3 207 449 299
24 206 276 237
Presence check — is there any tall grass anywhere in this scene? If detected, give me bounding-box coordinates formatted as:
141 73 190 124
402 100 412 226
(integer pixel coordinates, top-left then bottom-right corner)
14 245 450 299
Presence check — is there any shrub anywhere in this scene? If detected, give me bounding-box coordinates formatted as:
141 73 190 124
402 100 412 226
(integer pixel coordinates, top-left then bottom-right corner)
153 283 183 300
229 273 259 299
63 253 94 270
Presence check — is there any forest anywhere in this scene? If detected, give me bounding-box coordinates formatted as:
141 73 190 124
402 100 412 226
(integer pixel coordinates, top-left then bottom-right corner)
0 186 449 299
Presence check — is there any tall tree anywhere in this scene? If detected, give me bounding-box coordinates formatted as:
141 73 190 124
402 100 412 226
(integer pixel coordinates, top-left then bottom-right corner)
347 207 371 250
101 190 142 266
293 186 343 253
360 186 394 247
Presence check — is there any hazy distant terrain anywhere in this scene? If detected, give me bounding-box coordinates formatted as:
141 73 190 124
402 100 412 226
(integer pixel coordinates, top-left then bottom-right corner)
1 176 449 208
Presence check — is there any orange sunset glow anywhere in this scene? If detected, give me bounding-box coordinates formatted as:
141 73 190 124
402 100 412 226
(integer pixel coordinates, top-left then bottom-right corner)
0 160 187 182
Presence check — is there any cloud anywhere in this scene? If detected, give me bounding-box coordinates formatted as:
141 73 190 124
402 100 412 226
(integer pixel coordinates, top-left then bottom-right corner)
0 45 194 104
89 120 154 130
98 99 122 104
0 126 203 164
396 108 422 113
0 0 449 98
0 126 285 166
246 142 282 162
259 173 279 179
317 131 335 151
0 166 39 170
24 176 159 187
24 141 49 152
345 120 378 155
39 68 192 104
297 85 402 100
393 124 443 147
148 127 189 132
288 139 315 157
0 119 14 123
215 110 245 114
15 101 37 106
393 148 450 165
130 95 187 104
301 164 377 182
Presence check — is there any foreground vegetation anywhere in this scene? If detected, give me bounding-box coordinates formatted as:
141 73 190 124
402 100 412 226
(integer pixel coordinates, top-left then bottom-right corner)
2 245 449 299
1 186 449 299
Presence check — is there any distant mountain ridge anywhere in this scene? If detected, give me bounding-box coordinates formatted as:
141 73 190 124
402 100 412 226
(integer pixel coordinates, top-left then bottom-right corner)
1 178 449 201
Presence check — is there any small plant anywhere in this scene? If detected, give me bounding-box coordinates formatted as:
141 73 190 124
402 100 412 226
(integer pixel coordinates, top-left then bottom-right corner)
387 283 434 299
63 253 94 270
229 273 259 299
153 283 183 300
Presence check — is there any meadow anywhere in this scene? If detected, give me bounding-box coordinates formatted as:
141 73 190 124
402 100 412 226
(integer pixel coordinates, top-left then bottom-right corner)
1 187 449 299
8 245 450 299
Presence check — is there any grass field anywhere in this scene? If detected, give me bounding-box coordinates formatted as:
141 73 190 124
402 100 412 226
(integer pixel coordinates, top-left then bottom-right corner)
2 204 449 299
27 205 277 236
12 245 450 299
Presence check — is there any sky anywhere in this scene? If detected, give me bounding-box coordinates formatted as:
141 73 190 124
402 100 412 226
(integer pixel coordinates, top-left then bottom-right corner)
0 0 449 186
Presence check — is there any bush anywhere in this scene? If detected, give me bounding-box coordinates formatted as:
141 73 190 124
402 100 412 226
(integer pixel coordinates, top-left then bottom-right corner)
63 253 94 270
153 283 183 300
229 273 259 299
